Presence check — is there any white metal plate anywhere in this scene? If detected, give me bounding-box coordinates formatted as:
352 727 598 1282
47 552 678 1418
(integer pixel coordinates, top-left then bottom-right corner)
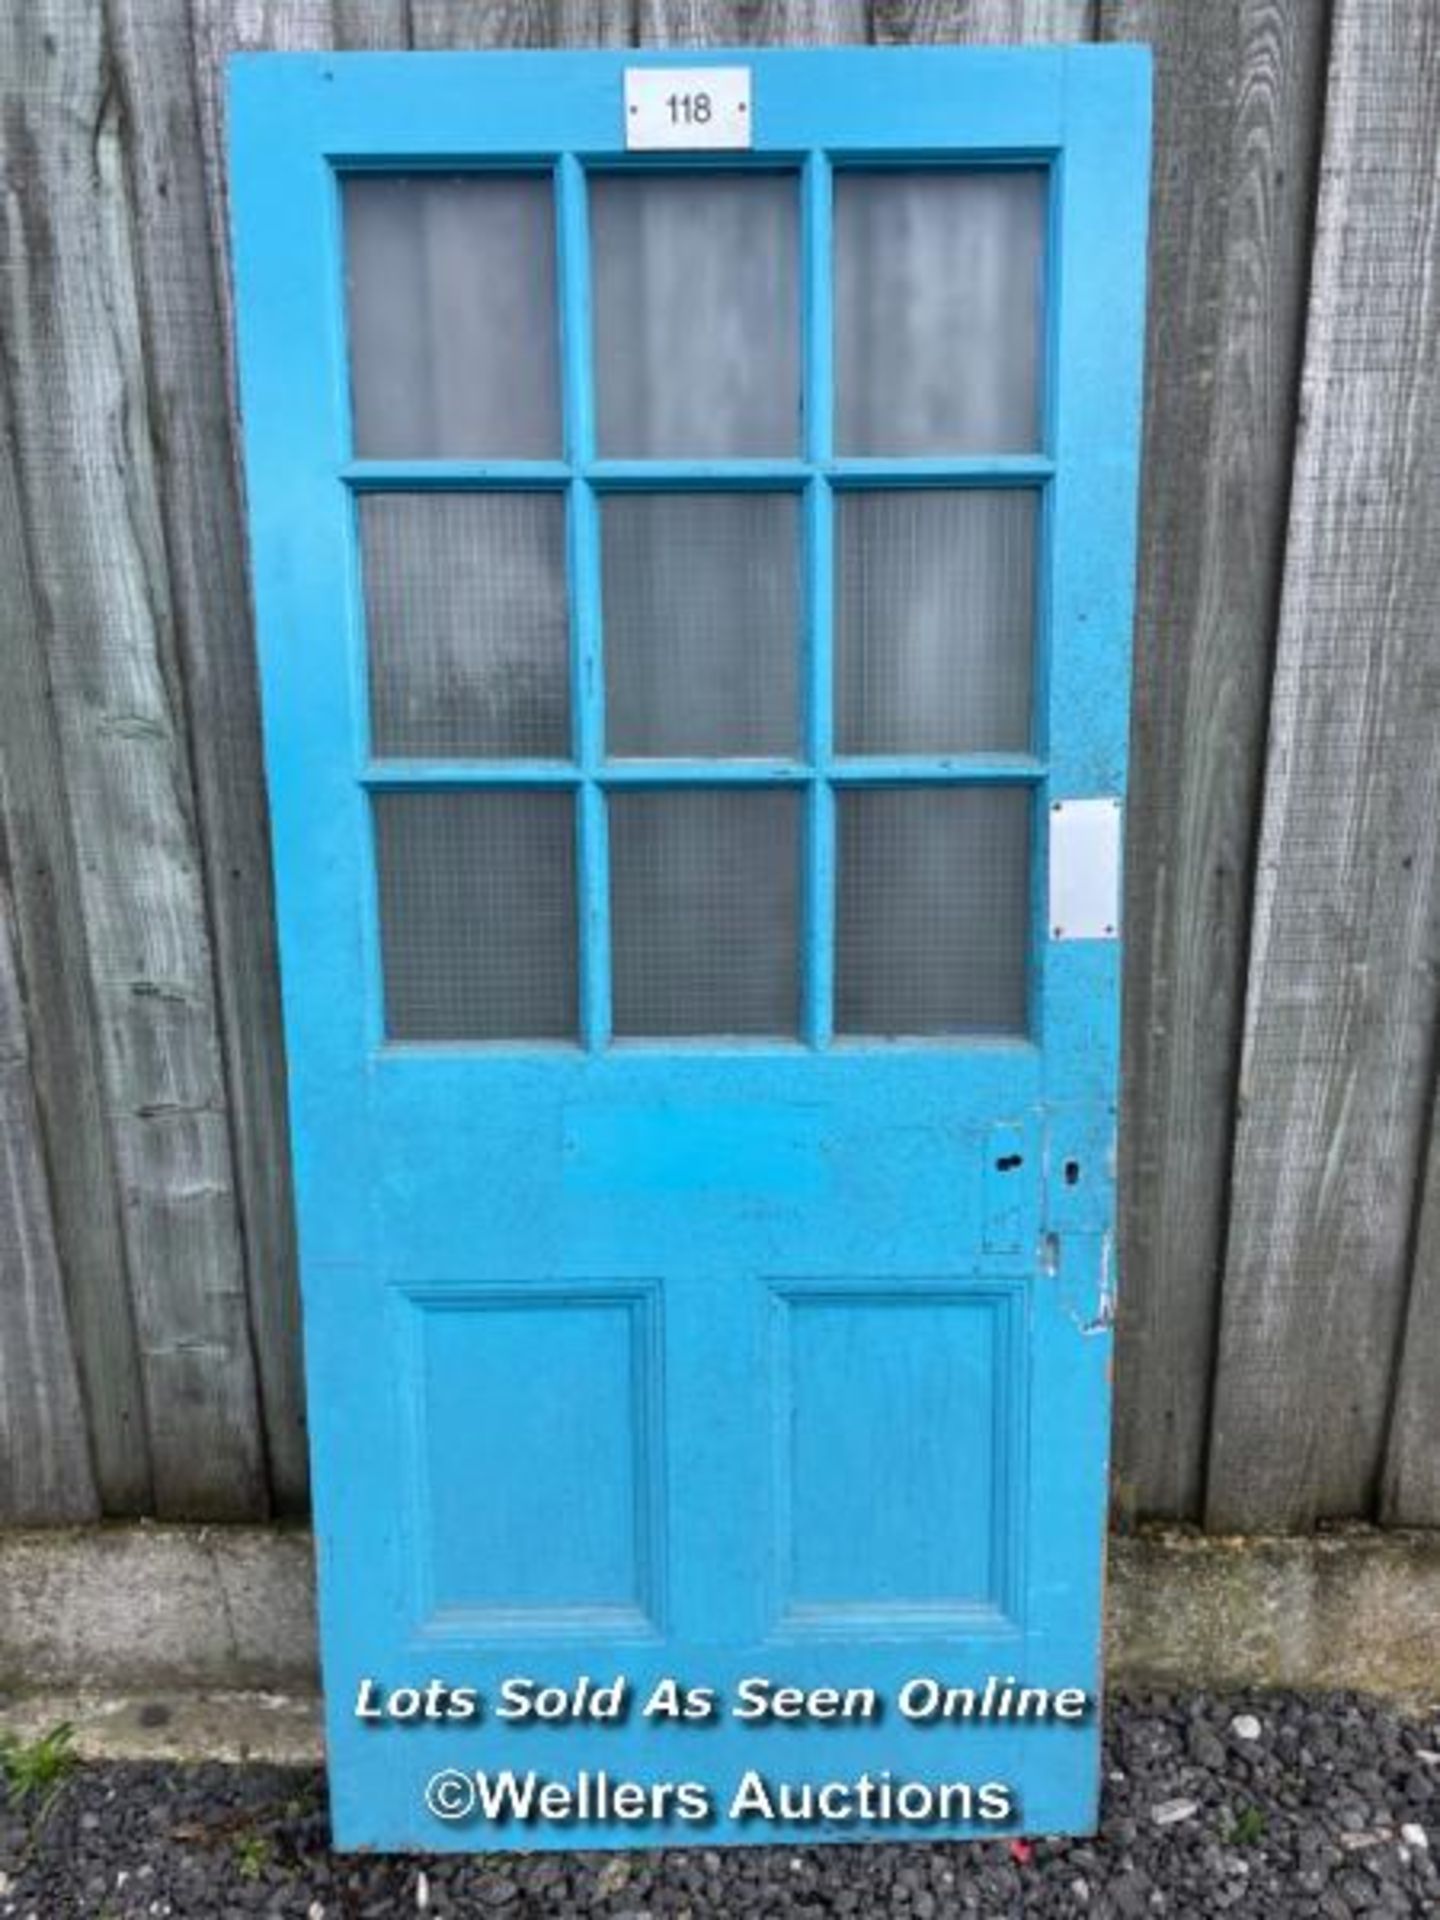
1048 798 1123 942
624 67 752 150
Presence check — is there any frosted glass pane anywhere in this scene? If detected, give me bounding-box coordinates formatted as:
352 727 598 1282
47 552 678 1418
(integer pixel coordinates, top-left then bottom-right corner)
609 790 800 1037
602 493 799 758
375 792 577 1040
592 174 800 456
345 174 560 458
836 788 1030 1036
836 491 1035 755
361 494 570 759
835 170 1045 455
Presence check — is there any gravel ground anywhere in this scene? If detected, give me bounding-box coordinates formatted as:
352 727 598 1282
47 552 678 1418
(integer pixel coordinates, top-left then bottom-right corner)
2 1691 1437 1918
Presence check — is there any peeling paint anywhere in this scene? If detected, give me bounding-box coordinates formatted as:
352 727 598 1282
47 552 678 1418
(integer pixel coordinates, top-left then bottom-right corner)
1071 1232 1117 1336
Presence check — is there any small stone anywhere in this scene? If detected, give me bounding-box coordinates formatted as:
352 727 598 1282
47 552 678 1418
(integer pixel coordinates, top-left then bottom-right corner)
1334 1866 1376 1907
307 1904 325 1920
1402 1823 1430 1849
1230 1714 1263 1742
1108 1869 1152 1918
1150 1797 1199 1827
415 1869 430 1910
595 1859 630 1898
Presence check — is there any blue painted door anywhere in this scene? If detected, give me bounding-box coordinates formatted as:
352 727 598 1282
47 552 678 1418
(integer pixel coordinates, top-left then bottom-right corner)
229 47 1149 1852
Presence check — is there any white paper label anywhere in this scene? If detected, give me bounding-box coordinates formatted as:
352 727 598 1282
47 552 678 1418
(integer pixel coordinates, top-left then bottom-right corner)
624 68 752 150
1048 798 1123 942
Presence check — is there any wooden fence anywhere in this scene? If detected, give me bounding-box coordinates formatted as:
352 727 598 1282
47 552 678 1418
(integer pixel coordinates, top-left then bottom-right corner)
1 0 1436 1533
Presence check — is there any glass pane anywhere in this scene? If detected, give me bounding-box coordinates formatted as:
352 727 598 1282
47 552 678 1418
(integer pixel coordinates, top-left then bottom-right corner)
836 491 1035 755
835 170 1045 455
836 788 1030 1036
591 174 800 456
361 494 570 759
609 790 800 1037
345 174 561 458
602 493 800 758
374 791 577 1040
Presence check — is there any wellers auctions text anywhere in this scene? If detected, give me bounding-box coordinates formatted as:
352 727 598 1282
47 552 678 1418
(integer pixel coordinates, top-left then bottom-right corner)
435 1765 1015 1829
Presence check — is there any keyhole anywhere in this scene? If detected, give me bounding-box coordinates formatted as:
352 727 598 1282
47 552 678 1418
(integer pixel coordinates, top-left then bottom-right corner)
1064 1159 1081 1187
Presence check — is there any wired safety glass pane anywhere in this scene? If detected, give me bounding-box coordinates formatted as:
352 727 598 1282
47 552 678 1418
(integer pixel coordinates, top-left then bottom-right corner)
835 169 1046 455
344 174 561 458
609 789 801 1038
836 788 1031 1037
361 494 571 760
836 490 1036 756
602 493 800 758
375 791 577 1041
591 172 801 457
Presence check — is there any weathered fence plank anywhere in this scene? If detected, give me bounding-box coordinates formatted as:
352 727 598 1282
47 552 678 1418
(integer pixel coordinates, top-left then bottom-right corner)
0 117 153 1515
411 2 559 46
550 1 639 39
107 0 309 1511
637 1 869 45
1101 0 1328 1521
1383 1096 1440 1526
1207 0 1440 1530
409 1 636 47
0 3 267 1518
0 860 99 1524
870 0 1094 42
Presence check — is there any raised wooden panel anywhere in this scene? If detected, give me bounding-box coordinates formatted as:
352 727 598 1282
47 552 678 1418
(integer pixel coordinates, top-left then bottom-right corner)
399 1283 664 1636
770 1282 1023 1631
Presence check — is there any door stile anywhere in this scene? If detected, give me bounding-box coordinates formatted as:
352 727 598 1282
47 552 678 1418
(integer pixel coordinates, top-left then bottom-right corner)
1025 61 1150 1709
